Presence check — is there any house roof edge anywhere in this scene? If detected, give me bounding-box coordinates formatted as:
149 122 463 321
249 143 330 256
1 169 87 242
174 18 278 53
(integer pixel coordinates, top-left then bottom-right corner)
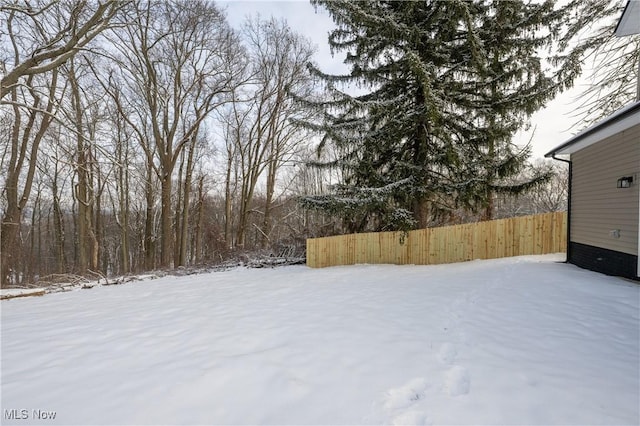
544 101 640 158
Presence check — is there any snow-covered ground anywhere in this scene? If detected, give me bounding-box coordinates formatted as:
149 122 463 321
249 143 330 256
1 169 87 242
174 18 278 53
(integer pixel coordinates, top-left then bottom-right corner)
1 254 638 425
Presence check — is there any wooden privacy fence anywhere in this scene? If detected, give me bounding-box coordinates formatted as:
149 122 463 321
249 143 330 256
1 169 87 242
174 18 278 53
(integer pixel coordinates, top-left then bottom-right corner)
306 211 567 268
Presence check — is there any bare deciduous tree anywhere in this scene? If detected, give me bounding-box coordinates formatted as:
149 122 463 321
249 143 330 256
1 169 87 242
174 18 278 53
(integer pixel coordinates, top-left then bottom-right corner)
222 17 315 249
0 0 123 99
563 0 639 126
104 0 246 268
1 0 124 286
491 160 568 219
1 70 62 287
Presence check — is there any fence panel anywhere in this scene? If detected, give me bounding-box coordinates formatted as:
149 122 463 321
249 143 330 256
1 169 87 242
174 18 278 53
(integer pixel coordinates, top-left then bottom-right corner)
306 211 567 268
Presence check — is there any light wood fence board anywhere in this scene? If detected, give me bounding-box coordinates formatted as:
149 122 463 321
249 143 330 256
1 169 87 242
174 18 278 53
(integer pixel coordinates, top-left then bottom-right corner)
306 212 567 268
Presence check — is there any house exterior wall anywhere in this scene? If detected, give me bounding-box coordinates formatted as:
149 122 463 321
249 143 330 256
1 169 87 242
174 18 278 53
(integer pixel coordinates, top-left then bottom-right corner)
569 123 639 278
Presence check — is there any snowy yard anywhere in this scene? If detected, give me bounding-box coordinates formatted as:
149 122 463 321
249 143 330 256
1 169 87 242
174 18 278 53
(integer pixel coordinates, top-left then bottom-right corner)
1 254 639 425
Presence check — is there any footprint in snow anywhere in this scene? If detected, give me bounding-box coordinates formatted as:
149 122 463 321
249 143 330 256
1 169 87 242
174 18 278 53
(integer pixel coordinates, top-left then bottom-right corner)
383 377 429 411
437 342 457 365
443 365 470 397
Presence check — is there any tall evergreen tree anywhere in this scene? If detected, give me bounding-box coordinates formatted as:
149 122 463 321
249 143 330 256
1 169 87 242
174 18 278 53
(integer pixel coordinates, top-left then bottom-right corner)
456 0 576 220
300 0 581 231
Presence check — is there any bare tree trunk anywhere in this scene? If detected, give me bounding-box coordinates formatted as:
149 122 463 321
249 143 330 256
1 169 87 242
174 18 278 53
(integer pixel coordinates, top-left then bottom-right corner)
1 71 58 287
51 170 67 273
194 176 205 264
224 153 234 248
144 161 156 270
482 196 495 222
262 159 277 249
70 62 98 274
174 151 185 265
27 186 42 283
236 183 251 249
94 159 103 273
116 125 131 274
36 197 43 276
178 134 198 267
160 159 173 268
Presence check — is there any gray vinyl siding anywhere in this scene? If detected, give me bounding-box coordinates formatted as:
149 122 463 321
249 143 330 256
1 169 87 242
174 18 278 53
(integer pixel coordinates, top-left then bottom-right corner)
570 124 639 255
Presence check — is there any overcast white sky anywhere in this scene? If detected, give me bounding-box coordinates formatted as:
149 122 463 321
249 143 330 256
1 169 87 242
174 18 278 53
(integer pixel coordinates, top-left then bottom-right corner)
220 0 592 160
